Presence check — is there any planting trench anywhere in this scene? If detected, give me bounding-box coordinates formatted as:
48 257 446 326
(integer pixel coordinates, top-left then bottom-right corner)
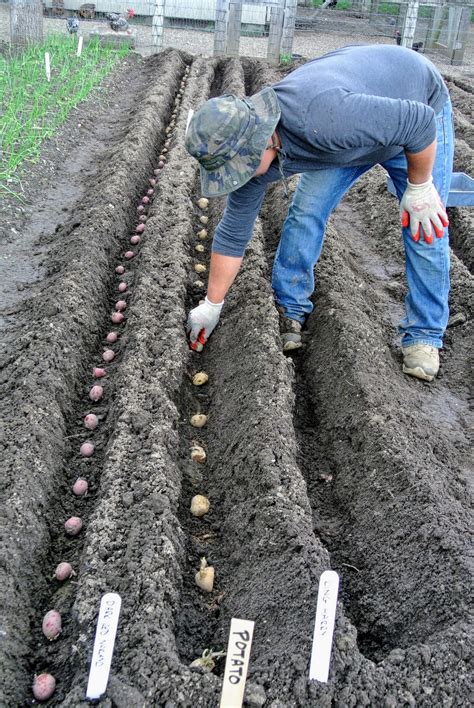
0 50 472 706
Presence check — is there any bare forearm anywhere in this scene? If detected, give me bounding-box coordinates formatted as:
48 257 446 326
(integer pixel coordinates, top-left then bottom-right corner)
207 252 243 303
405 139 436 184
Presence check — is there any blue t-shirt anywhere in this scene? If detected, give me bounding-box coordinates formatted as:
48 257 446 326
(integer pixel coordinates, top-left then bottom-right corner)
213 44 449 257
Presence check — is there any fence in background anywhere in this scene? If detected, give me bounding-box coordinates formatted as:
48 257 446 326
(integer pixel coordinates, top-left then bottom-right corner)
0 0 472 64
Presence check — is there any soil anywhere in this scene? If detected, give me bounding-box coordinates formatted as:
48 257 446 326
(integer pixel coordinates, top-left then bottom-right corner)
0 48 472 707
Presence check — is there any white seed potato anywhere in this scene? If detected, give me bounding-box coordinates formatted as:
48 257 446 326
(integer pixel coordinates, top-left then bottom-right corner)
190 494 210 517
192 372 208 386
191 445 206 463
197 197 209 210
199 215 209 225
197 229 207 240
195 244 205 253
189 649 225 673
195 557 214 592
193 280 204 289
190 414 207 428
194 263 206 274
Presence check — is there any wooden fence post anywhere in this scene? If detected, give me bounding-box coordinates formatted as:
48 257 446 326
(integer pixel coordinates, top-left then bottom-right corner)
401 0 419 47
214 0 229 56
151 0 165 52
280 0 298 58
10 0 43 47
227 1 243 58
267 1 284 64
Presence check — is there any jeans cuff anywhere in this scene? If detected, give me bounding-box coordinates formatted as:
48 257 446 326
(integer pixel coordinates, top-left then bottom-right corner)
402 338 442 349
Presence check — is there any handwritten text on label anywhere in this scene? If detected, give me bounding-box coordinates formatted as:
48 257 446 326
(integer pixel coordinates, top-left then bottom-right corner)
220 618 255 708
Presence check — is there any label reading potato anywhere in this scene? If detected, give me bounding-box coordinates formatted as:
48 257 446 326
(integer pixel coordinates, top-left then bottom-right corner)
219 618 255 708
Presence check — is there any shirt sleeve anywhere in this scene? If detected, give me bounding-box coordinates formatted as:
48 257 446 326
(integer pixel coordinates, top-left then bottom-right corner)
212 178 268 258
309 89 437 155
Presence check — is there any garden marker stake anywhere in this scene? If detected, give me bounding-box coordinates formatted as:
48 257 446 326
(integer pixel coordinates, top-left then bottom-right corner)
86 593 122 700
77 36 83 57
309 570 339 682
44 53 51 82
219 618 255 708
185 109 194 138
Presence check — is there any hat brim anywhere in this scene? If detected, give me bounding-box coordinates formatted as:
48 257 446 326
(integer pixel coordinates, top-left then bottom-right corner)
199 87 281 198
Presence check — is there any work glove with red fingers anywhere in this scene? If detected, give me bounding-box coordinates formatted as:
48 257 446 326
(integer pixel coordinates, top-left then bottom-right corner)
400 177 449 244
186 296 224 352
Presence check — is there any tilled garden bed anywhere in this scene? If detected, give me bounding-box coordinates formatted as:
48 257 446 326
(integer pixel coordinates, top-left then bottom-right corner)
0 49 472 706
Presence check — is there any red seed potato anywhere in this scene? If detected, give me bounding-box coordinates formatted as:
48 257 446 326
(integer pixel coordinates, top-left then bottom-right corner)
89 385 104 401
93 368 106 379
158 160 165 169
111 312 124 324
80 442 94 457
130 235 141 245
153 168 160 176
139 215 147 222
106 332 118 343
54 562 75 581
118 282 127 293
115 301 127 312
72 478 88 496
65 516 82 536
137 204 145 213
136 223 145 233
115 265 125 275
102 349 115 362
32 673 56 701
42 610 61 641
124 251 134 260
147 189 154 197
142 196 149 205
84 413 99 430
149 178 156 186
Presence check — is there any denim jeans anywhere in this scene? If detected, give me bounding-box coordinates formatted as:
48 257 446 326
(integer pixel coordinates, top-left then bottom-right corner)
272 98 454 349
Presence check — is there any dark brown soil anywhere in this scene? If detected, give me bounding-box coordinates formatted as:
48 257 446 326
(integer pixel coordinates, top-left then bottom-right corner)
0 49 472 707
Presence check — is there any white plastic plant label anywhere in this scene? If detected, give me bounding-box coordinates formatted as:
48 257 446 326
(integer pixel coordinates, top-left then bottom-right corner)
219 618 255 708
86 592 122 700
44 52 51 82
185 109 194 138
309 570 339 682
77 36 83 57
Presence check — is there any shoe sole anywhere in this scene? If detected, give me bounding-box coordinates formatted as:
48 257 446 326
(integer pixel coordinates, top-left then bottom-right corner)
402 364 435 382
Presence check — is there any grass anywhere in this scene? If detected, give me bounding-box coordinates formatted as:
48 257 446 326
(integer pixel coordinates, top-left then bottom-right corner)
0 34 129 198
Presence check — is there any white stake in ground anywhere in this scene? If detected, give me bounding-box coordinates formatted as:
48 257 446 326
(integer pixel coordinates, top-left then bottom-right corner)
309 570 339 682
219 618 255 708
44 52 51 82
77 36 84 57
86 593 122 700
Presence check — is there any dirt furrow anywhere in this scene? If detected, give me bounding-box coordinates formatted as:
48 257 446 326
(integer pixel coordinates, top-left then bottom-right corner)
259 164 472 704
0 48 188 704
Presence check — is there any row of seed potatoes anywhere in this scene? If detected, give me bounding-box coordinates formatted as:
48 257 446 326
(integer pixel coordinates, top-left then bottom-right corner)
57 58 225 705
30 68 192 704
189 195 214 598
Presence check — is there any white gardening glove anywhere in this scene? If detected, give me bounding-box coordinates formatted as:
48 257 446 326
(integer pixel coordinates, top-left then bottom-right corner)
186 296 224 352
400 177 449 244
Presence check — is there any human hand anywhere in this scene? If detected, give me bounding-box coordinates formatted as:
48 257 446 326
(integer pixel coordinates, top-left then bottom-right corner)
400 177 449 244
186 296 224 352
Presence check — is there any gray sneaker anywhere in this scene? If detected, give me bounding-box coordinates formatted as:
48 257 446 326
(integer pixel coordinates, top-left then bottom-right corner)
402 344 440 382
279 315 303 352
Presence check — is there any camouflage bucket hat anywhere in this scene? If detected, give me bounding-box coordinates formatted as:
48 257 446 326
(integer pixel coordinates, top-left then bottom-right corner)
185 87 281 197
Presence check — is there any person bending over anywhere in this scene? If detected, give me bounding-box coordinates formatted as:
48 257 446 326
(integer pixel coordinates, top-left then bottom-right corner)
185 45 453 382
